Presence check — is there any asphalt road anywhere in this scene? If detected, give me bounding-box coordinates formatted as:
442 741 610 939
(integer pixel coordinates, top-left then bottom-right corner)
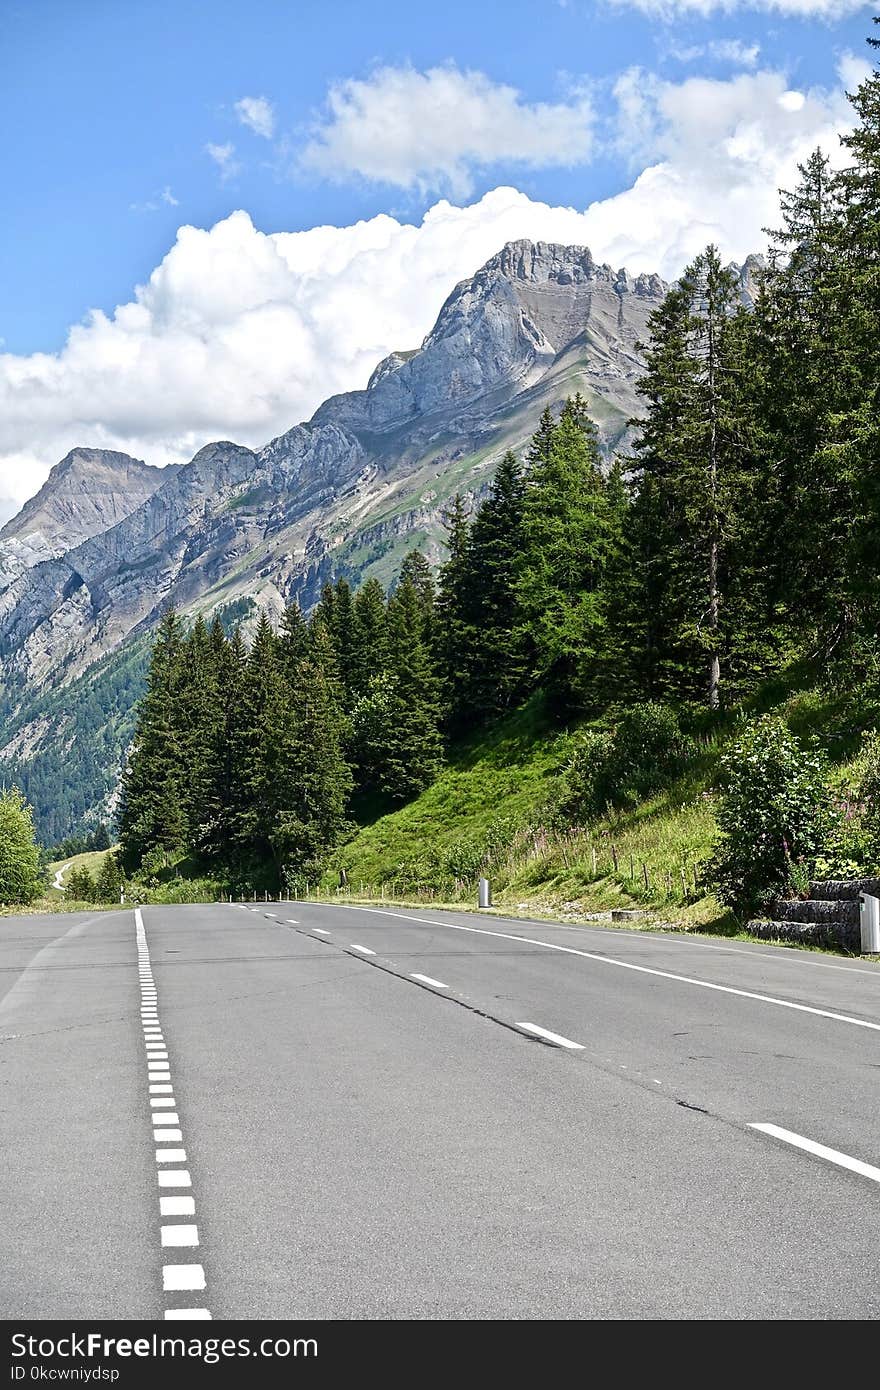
2 899 880 1320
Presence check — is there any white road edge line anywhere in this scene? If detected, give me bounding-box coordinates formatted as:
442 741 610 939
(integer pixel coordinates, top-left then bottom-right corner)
410 973 448 989
136 907 210 1319
341 906 880 1034
516 1022 585 1050
749 1123 880 1185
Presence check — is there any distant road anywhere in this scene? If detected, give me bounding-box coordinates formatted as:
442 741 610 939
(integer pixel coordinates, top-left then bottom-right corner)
2 901 880 1319
51 861 72 891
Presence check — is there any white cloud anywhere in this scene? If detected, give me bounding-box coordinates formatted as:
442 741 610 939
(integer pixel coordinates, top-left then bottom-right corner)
234 95 275 139
611 0 867 15
672 39 761 66
0 62 860 523
129 185 180 214
300 63 596 197
838 49 874 91
205 141 240 180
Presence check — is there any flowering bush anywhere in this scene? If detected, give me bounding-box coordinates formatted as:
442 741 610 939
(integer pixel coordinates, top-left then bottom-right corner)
708 715 835 916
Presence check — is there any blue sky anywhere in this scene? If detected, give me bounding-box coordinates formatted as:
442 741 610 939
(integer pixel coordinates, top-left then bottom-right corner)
0 0 875 516
2 0 873 352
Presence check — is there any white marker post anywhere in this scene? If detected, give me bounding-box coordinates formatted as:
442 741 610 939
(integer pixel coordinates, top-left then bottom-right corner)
859 892 880 953
478 877 491 909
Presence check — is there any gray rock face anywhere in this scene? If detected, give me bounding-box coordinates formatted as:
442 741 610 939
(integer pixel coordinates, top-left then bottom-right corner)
0 449 171 592
315 239 666 435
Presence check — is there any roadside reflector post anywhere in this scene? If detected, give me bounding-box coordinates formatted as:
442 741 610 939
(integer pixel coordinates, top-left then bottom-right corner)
859 892 880 953
478 877 491 909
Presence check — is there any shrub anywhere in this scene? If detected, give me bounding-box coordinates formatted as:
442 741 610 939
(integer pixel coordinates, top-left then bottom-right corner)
707 715 835 916
0 787 42 904
562 703 691 821
65 866 95 901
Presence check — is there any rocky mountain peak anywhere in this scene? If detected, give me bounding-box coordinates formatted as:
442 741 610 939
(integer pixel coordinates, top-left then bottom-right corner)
0 448 174 590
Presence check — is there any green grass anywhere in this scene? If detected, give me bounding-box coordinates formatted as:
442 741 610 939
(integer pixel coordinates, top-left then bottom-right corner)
45 847 114 896
323 674 878 940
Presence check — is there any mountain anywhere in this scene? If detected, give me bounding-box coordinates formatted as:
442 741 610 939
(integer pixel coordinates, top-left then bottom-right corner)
0 449 174 591
0 238 746 840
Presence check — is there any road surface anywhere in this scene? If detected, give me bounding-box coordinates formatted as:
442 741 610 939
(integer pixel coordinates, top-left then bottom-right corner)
2 899 880 1320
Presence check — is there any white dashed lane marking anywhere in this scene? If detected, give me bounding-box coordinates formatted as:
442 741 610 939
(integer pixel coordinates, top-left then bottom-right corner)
515 1022 585 1050
135 908 211 1321
750 1123 880 1185
350 944 375 956
410 973 448 989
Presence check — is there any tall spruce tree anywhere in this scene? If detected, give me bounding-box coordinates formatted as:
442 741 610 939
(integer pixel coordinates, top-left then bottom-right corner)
350 578 390 698
625 249 758 707
833 27 880 656
380 575 444 801
435 494 474 732
456 451 527 721
516 396 612 712
118 607 188 870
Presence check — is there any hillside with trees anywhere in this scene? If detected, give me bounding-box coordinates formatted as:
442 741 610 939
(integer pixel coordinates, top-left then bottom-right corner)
60 31 880 933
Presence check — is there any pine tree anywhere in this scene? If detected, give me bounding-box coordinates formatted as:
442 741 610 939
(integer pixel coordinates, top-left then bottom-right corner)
833 29 880 656
329 579 358 708
455 451 527 721
209 624 250 867
350 578 390 698
435 494 474 732
118 607 188 870
517 396 612 712
176 615 225 859
398 550 436 649
380 576 444 801
96 852 124 902
756 149 848 648
626 250 758 707
278 600 309 677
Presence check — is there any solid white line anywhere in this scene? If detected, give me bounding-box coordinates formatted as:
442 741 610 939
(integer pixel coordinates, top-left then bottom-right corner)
157 1170 191 1188
160 1196 195 1216
156 1148 187 1163
163 1264 205 1292
164 1309 212 1320
161 1224 199 1247
750 1123 880 1184
516 1022 585 1050
410 973 448 989
350 944 375 955
343 907 880 1034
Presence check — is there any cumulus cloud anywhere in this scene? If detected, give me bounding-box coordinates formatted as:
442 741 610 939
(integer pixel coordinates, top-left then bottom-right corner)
205 141 240 180
300 63 596 197
0 61 862 522
610 0 866 15
235 95 275 139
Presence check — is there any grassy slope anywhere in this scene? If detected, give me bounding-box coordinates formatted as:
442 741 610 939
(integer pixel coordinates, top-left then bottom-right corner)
323 677 879 935
44 848 113 899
